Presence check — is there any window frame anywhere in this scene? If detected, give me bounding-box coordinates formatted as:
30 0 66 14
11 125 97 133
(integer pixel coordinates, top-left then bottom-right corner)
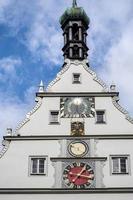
29 156 48 176
49 110 60 124
95 110 106 124
110 155 130 175
72 73 81 84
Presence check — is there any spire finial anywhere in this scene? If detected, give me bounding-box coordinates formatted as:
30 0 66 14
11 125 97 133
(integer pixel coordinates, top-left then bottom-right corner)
38 80 45 93
73 0 77 7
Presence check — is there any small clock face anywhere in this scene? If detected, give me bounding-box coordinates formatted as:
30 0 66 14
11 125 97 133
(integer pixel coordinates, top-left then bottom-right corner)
63 162 94 189
60 97 95 118
68 141 88 157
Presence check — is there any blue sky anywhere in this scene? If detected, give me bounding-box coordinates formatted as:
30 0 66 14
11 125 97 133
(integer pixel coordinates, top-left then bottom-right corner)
0 0 133 142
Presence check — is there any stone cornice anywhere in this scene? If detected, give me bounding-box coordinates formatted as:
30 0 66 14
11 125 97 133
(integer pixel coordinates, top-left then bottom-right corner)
47 59 108 92
14 97 43 135
50 157 107 161
4 134 133 141
36 92 119 97
0 188 133 194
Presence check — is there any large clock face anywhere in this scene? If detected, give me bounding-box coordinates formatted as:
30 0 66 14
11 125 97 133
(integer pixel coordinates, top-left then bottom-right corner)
60 97 95 118
63 162 94 189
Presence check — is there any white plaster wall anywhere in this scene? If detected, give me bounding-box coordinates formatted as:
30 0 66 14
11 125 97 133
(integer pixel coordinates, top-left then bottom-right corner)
0 193 133 200
96 139 133 187
0 140 60 188
48 63 104 93
0 139 133 188
18 96 133 136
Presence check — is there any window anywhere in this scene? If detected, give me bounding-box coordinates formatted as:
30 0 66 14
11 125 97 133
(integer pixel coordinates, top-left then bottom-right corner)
73 73 81 83
96 110 106 124
30 156 48 175
73 45 79 58
111 156 130 174
50 111 59 124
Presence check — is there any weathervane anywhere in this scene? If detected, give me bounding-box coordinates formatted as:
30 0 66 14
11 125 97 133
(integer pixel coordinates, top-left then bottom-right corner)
72 0 77 7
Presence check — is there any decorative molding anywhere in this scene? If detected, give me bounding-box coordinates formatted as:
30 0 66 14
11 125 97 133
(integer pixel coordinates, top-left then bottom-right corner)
112 96 133 124
0 188 133 194
36 92 119 98
0 140 10 159
50 157 107 161
14 97 43 135
47 59 70 91
101 161 106 188
47 59 109 92
4 134 133 141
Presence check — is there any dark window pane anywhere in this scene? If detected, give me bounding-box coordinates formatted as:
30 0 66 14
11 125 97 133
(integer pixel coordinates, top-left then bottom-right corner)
39 159 45 173
51 112 59 123
120 158 127 173
73 74 80 83
32 159 38 174
112 158 119 173
96 111 105 123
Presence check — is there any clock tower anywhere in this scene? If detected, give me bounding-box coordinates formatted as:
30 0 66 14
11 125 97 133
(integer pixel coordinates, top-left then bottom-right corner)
60 0 89 60
0 0 133 199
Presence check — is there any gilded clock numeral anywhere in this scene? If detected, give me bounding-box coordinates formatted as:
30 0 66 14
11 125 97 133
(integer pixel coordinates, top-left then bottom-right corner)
66 165 71 170
80 185 85 189
86 182 90 186
73 163 77 167
80 162 85 167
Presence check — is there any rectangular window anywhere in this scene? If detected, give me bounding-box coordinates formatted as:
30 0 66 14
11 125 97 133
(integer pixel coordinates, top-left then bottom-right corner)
73 73 81 83
50 111 59 124
96 110 106 123
111 156 129 174
30 157 48 175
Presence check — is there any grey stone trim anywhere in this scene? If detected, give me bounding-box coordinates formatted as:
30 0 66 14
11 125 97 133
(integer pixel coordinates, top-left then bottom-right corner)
0 140 10 159
36 92 119 98
14 97 43 135
0 188 133 194
112 96 133 124
4 134 133 141
50 157 107 161
46 59 108 92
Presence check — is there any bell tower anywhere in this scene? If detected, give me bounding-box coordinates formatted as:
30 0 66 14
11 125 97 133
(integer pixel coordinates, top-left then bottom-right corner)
60 0 90 60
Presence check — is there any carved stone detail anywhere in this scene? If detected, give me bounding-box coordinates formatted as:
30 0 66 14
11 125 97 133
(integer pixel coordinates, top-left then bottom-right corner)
47 59 108 92
0 140 10 159
112 96 133 124
14 97 43 135
101 161 106 188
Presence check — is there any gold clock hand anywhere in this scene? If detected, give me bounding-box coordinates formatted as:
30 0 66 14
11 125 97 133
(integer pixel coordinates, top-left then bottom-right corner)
69 172 94 179
72 165 86 183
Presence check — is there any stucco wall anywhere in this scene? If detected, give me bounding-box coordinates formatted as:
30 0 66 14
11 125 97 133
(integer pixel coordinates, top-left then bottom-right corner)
0 193 133 200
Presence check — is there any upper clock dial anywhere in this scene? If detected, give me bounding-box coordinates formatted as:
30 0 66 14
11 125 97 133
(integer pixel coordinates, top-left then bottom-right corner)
68 141 88 157
60 97 95 118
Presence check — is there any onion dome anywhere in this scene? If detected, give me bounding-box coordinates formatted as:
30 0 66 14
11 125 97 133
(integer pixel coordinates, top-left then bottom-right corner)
60 0 90 27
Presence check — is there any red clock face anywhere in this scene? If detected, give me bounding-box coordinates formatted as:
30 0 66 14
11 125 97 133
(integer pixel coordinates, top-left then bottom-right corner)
63 162 94 189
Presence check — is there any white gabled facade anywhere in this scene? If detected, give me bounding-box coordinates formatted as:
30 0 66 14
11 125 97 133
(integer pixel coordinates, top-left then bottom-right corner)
0 1 133 199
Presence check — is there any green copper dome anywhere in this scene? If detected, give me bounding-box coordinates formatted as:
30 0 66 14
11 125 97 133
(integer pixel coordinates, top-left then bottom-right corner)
60 5 90 27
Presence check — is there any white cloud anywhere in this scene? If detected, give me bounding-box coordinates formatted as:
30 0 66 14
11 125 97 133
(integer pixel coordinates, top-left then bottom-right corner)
0 56 21 73
0 56 22 82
